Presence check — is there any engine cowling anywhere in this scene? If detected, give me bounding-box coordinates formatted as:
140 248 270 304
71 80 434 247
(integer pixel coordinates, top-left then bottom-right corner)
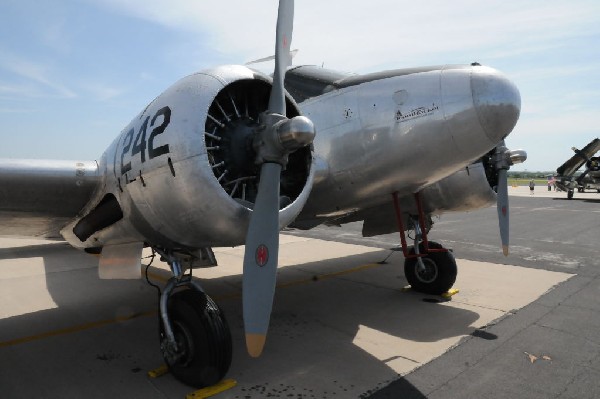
419 161 496 214
62 65 315 250
357 161 496 237
586 157 600 172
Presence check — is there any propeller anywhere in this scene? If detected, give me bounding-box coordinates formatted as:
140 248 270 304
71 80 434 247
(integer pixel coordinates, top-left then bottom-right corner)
574 152 600 186
493 141 527 256
496 166 509 256
242 0 315 358
588 158 600 172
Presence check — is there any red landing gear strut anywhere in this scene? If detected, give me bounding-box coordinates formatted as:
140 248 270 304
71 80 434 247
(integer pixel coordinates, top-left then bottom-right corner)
391 191 457 295
391 191 448 258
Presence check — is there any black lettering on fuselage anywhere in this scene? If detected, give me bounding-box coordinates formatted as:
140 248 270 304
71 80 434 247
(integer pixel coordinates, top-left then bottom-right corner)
120 106 172 176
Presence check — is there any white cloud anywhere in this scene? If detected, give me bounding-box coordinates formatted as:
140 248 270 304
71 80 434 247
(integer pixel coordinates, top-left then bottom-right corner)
83 0 600 73
0 107 34 113
513 64 600 82
516 109 600 138
80 83 125 101
0 83 39 98
2 0 598 170
40 14 71 53
139 72 154 81
0 52 76 98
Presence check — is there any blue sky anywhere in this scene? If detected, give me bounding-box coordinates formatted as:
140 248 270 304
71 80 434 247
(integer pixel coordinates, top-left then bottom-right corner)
1 0 599 172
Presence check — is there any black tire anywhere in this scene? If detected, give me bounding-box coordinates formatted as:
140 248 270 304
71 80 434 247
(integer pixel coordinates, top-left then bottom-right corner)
404 241 457 295
161 289 232 388
568 190 574 200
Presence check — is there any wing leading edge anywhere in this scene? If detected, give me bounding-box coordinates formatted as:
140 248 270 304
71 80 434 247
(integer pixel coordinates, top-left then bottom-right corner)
0 159 100 239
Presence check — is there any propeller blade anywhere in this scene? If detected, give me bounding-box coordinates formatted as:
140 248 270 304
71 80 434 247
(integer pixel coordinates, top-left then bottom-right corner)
241 0 305 358
242 162 282 357
268 0 294 115
497 168 509 256
493 141 525 256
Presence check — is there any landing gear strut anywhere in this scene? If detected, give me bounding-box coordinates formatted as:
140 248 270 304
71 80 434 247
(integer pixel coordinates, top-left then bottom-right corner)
151 249 232 388
392 192 458 295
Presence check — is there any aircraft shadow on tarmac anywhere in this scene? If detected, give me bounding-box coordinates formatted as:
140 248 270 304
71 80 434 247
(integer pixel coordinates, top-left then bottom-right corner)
0 242 72 260
0 241 158 344
0 241 484 397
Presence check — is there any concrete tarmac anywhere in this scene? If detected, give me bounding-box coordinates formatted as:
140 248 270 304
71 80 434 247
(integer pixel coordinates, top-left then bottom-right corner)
0 186 597 398
368 186 600 398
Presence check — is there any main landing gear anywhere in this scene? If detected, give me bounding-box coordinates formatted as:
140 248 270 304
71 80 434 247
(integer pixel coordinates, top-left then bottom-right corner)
392 192 458 295
404 241 457 295
148 249 232 388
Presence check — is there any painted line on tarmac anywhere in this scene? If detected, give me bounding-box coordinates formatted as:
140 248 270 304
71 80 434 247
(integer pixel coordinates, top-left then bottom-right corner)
0 261 385 348
0 310 157 348
277 262 382 289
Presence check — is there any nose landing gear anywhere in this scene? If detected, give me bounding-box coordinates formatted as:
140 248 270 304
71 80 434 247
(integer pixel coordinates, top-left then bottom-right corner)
149 249 232 388
161 288 231 387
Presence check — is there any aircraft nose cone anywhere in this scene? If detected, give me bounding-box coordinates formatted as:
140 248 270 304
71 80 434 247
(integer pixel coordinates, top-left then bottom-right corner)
471 67 521 143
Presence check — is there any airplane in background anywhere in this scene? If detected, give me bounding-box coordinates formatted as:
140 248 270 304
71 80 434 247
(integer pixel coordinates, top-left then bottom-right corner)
0 0 526 389
554 138 600 199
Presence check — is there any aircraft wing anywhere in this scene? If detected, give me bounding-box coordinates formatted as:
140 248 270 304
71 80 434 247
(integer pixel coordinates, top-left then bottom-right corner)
0 159 100 239
556 138 600 177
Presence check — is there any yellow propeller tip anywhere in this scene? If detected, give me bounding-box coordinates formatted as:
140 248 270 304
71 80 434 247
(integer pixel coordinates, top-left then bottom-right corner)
502 246 509 256
246 334 267 358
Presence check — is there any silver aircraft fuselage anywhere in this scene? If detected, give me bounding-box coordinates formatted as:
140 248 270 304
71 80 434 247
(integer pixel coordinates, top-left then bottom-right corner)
294 64 520 222
0 64 520 251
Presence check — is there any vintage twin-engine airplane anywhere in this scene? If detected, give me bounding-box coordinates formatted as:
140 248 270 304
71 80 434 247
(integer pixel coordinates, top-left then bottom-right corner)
0 0 526 388
555 138 600 199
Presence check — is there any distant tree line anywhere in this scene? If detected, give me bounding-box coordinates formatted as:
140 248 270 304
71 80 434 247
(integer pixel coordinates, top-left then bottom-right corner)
508 170 585 179
508 171 554 179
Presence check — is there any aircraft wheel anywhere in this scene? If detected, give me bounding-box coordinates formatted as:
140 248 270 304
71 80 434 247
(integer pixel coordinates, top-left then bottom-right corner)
404 241 457 295
568 190 574 200
161 289 232 388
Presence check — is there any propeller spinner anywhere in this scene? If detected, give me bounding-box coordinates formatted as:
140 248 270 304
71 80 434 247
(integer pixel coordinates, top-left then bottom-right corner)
242 0 316 358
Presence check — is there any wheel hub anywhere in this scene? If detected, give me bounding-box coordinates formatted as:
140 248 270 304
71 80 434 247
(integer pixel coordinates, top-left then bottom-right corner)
170 320 195 367
415 258 438 284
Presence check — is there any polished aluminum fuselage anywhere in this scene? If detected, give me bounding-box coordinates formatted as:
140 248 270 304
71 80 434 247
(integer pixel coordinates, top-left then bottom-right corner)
59 66 314 250
0 64 520 251
296 64 519 223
